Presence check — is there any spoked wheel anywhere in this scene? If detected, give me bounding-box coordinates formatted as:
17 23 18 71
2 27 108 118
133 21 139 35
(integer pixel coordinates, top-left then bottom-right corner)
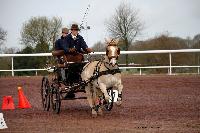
104 87 114 111
41 77 51 111
51 86 61 114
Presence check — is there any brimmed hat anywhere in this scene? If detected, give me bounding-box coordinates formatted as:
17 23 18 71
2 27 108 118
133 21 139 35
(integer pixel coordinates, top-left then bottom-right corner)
70 24 80 30
62 28 69 33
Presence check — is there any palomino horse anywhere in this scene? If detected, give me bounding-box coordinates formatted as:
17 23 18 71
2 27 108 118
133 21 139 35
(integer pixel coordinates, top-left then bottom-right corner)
81 38 123 117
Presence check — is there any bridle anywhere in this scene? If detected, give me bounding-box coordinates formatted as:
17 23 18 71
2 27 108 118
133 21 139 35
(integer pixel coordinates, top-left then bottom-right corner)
105 39 120 66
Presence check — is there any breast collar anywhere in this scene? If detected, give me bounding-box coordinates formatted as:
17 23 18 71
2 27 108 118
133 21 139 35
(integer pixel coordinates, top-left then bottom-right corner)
93 60 121 78
82 60 121 85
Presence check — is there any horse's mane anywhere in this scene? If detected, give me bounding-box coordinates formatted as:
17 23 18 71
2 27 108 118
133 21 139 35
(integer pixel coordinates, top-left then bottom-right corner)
106 39 118 46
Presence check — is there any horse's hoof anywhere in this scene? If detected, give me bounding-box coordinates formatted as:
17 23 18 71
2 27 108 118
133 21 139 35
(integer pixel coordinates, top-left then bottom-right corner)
116 101 122 106
92 113 97 118
116 99 122 106
92 110 97 118
98 108 103 116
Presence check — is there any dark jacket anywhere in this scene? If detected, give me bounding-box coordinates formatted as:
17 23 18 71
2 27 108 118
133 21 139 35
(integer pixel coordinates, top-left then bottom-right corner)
63 33 88 54
55 36 68 51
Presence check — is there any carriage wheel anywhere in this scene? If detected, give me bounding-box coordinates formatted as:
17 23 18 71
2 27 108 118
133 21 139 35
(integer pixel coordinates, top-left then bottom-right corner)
41 77 51 111
51 86 61 114
104 88 114 111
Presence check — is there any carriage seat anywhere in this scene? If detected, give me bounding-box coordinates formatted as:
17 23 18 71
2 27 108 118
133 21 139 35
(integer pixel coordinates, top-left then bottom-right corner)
52 50 84 68
52 50 65 56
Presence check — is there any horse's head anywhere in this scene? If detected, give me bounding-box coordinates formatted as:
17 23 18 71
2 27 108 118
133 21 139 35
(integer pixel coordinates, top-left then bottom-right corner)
105 38 120 67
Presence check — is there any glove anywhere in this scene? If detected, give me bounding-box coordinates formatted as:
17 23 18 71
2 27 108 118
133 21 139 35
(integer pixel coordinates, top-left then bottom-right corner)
86 48 93 53
69 48 76 53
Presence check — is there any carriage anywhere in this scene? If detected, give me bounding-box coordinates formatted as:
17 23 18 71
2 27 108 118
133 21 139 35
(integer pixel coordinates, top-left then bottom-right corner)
41 50 116 114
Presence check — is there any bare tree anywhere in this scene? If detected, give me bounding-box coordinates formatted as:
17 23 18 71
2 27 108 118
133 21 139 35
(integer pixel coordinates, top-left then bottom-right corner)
193 34 200 46
20 16 62 52
2 47 19 54
0 27 7 46
92 41 106 52
192 34 200 66
105 2 143 65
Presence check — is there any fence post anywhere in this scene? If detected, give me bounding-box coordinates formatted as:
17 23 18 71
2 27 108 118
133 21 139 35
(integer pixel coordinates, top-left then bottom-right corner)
140 68 142 75
11 57 14 76
198 67 199 74
35 71 38 76
169 53 172 75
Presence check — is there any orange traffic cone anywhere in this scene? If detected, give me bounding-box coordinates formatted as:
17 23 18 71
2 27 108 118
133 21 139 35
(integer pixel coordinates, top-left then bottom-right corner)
1 96 15 110
18 86 31 109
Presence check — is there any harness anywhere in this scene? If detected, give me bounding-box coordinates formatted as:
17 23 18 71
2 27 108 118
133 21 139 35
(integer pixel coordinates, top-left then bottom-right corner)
92 60 120 80
98 69 121 76
81 60 121 87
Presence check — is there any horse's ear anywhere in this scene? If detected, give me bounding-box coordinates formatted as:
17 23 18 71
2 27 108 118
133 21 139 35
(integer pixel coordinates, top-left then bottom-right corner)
105 38 111 44
115 38 119 45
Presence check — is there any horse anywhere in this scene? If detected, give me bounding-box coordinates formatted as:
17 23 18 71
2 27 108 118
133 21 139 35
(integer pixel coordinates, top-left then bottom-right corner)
81 38 123 117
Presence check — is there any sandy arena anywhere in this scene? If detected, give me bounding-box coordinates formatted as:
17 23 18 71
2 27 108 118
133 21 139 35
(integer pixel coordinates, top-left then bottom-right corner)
0 75 200 133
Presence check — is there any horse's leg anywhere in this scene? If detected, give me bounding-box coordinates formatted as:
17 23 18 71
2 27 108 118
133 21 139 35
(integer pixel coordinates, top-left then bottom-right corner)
99 83 110 102
97 106 103 116
116 83 123 106
85 84 97 117
94 88 103 116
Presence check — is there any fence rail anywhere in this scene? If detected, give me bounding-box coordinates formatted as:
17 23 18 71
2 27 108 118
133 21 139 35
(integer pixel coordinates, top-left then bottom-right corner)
0 49 200 76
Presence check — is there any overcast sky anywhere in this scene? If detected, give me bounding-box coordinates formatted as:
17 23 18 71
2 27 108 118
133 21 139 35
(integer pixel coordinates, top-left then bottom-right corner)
0 0 200 49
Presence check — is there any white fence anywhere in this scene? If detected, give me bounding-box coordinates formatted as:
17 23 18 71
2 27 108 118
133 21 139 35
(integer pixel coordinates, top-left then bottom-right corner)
0 49 200 76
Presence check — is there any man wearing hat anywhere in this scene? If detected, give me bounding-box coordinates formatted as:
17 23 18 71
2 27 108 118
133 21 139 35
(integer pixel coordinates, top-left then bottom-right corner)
54 27 69 82
55 27 69 51
63 24 92 54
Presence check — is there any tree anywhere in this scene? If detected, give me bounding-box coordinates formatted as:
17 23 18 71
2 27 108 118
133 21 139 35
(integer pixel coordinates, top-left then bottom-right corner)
192 34 200 66
14 46 37 76
92 41 105 52
105 2 143 65
0 27 7 46
20 16 62 52
0 47 19 76
193 34 200 47
130 35 193 73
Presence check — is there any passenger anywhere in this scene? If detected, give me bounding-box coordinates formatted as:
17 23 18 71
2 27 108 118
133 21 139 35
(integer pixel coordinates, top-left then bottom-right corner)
54 27 69 82
55 27 69 51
